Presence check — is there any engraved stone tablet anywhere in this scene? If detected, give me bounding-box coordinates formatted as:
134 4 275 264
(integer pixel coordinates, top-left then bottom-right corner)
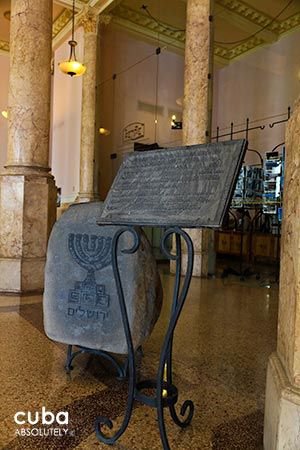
43 202 162 354
99 140 247 228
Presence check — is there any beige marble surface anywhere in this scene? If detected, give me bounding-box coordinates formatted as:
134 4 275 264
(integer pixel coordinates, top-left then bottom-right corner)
0 174 56 259
77 13 99 202
0 175 24 259
0 1 56 294
6 0 52 170
264 99 300 448
0 175 56 293
264 353 300 450
182 0 214 145
276 99 300 386
170 229 210 277
173 0 214 278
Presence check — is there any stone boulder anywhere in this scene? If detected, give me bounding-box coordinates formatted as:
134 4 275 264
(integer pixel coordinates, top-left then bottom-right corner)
43 202 162 354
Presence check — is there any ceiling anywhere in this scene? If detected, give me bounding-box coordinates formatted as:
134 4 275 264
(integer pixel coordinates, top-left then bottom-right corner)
111 0 300 65
0 0 299 65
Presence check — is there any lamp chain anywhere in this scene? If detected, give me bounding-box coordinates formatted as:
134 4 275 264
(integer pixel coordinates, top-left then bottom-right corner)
72 0 75 41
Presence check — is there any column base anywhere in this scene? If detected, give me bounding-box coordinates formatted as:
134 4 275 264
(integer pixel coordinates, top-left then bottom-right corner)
170 252 208 277
264 353 300 450
0 173 56 295
75 193 100 203
0 257 45 295
170 229 215 277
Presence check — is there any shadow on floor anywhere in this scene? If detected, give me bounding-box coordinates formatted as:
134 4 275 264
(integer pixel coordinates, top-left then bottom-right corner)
211 410 264 450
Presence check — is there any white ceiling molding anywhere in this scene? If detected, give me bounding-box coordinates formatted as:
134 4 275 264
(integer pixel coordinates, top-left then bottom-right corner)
53 0 87 10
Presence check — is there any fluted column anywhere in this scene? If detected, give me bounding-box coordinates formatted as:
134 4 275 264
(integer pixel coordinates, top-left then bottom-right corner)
171 0 215 277
264 99 300 449
0 0 56 294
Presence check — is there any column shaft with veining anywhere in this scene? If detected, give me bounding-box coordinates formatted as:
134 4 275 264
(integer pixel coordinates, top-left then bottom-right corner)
264 98 300 449
77 12 99 202
174 0 214 277
183 0 213 146
0 0 56 294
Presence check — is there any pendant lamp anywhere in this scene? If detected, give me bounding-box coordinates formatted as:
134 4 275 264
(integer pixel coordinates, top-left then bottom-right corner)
58 0 86 77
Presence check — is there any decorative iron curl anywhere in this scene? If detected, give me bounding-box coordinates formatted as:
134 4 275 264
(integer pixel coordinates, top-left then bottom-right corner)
160 227 181 261
95 226 141 444
158 227 195 448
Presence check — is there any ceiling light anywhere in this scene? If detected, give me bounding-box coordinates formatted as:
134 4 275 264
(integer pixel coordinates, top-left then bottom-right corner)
58 0 86 77
1 110 8 119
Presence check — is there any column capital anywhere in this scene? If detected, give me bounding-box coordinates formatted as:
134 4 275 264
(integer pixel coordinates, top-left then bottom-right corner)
78 8 98 33
99 14 112 26
78 7 112 33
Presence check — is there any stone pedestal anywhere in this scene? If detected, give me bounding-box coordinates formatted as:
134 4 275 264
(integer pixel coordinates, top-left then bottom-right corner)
264 99 300 449
170 228 211 277
0 0 56 294
171 0 214 277
264 354 300 450
0 173 56 293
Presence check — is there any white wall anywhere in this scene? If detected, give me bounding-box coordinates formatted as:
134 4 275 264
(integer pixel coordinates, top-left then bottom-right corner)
214 31 300 164
0 53 9 169
97 27 300 196
97 25 185 198
51 27 84 203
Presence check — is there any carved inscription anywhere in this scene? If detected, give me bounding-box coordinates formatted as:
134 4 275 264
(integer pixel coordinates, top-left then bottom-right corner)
100 140 247 227
67 278 110 323
67 234 112 322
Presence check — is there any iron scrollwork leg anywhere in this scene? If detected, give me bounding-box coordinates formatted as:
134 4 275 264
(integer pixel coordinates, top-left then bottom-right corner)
95 226 140 445
64 344 128 379
157 227 195 449
94 225 194 450
65 344 75 373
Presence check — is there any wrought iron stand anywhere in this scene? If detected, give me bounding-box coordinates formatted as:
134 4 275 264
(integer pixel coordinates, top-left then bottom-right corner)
95 225 195 450
65 345 129 379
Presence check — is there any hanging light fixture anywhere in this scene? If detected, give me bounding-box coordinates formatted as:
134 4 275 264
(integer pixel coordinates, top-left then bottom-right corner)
58 0 86 77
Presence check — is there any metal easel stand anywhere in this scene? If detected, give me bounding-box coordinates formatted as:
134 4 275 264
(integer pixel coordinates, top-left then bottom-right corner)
95 226 195 450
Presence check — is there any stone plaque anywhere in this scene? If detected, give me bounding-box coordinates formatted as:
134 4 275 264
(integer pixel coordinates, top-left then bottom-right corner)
99 140 247 228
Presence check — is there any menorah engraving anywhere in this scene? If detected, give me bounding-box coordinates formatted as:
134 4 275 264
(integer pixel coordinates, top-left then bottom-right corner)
67 233 112 322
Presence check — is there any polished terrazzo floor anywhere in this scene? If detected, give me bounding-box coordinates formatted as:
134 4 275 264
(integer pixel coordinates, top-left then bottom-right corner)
0 265 278 450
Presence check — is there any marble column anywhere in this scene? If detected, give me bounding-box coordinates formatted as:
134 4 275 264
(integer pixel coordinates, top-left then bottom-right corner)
76 12 99 203
172 0 214 277
264 99 300 449
183 0 214 145
0 0 56 294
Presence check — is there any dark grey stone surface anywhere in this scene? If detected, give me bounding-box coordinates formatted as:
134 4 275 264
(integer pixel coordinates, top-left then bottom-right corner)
99 140 247 228
43 202 162 354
